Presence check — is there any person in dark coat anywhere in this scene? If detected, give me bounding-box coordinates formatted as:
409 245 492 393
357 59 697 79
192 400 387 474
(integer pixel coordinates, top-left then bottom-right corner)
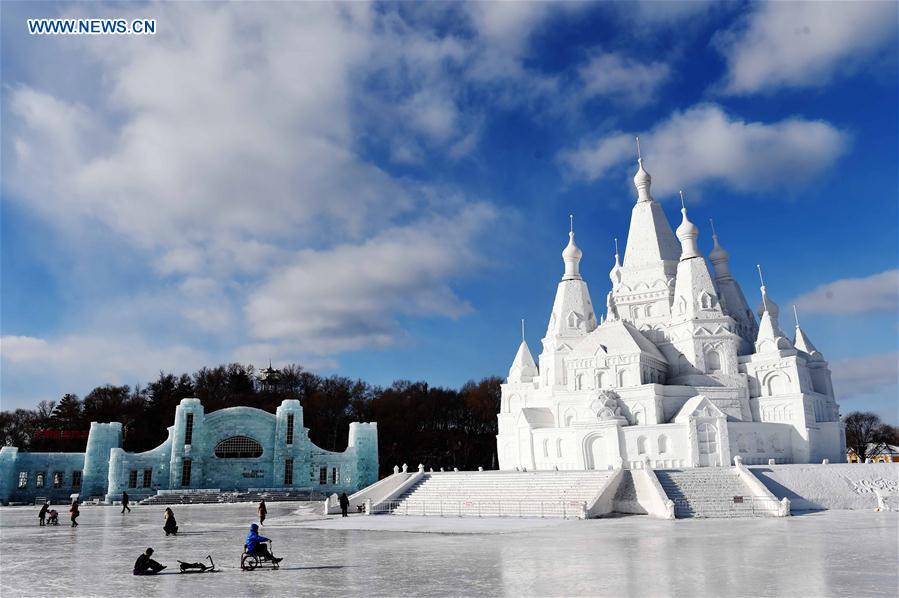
163 507 178 536
38 501 49 526
257 500 267 526
339 492 350 517
133 547 166 575
121 491 131 513
69 500 80 527
244 523 281 563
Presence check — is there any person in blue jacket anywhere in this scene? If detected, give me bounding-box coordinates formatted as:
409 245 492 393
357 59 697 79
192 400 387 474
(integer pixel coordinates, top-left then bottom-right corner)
245 523 282 563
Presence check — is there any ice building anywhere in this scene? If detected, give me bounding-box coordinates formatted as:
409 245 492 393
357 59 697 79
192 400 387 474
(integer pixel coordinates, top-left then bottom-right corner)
497 154 845 471
0 398 378 504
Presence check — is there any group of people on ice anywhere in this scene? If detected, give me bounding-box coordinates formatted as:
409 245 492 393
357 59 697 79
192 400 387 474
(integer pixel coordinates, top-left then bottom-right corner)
134 521 281 575
36 494 367 574
37 500 78 527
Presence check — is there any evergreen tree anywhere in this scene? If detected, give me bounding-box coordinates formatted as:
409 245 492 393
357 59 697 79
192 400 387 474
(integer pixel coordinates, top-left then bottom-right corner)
51 394 82 430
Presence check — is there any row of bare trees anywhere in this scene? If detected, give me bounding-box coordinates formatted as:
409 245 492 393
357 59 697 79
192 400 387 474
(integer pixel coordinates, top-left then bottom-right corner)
0 363 502 477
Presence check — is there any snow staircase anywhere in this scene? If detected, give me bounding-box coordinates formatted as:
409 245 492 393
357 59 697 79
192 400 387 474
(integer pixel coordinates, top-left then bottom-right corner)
382 470 617 518
655 468 777 518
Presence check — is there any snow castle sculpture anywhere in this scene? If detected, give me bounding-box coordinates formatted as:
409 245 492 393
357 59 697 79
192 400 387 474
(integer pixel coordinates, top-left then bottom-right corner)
497 150 845 471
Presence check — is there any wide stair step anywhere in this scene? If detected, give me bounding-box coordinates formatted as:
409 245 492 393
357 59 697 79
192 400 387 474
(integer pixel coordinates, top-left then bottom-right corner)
383 471 615 519
655 468 777 519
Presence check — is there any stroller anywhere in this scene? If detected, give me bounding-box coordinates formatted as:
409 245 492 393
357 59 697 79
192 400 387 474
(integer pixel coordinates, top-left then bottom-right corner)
46 510 59 526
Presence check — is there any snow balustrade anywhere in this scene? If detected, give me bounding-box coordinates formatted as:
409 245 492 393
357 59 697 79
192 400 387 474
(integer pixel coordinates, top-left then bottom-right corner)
732 455 790 516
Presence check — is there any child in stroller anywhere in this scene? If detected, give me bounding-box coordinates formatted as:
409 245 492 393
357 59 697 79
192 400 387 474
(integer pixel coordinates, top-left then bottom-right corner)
47 509 59 525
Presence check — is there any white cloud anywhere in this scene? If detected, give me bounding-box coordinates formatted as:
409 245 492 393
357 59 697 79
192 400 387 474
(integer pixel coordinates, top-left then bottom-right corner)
792 270 899 316
831 352 899 399
558 103 849 197
246 204 496 355
578 52 670 105
4 2 556 372
715 2 898 95
0 334 212 407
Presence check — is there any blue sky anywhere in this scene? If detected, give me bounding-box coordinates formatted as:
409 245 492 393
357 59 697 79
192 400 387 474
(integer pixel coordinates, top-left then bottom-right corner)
2 2 897 423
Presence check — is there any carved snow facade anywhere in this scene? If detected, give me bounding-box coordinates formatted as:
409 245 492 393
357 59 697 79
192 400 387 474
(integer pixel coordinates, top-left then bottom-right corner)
497 157 845 471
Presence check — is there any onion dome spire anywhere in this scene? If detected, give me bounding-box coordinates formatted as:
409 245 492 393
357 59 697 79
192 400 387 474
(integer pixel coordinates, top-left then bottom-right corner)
708 218 730 277
562 214 583 281
675 190 700 260
609 237 622 287
633 137 653 203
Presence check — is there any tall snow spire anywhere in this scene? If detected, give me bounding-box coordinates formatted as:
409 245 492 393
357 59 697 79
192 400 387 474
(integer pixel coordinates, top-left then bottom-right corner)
756 264 780 321
792 305 822 359
675 190 700 260
633 137 653 203
562 214 583 281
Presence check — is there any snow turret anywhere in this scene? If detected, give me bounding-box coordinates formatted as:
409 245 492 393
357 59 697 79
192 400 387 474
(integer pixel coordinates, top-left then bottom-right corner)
707 219 757 354
539 219 596 388
754 266 792 353
708 219 730 276
509 340 539 383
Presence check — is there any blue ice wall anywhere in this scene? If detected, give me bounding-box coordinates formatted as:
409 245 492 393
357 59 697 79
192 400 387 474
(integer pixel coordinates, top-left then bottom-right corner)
2 398 379 503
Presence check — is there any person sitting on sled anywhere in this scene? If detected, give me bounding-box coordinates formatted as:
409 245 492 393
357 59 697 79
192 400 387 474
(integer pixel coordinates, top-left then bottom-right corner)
244 523 282 563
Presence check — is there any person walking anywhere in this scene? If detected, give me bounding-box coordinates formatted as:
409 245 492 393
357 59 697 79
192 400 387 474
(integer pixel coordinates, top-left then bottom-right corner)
38 501 49 526
339 492 350 518
257 499 267 526
163 507 178 536
133 547 166 575
69 499 80 527
121 491 131 513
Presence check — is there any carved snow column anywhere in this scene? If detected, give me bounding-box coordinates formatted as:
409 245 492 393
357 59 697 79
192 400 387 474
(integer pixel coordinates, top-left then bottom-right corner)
82 422 123 498
275 400 302 488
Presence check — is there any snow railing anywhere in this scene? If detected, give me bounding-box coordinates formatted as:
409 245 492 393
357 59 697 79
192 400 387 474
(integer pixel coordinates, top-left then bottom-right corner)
585 467 624 518
733 456 789 517
636 458 675 519
375 499 588 519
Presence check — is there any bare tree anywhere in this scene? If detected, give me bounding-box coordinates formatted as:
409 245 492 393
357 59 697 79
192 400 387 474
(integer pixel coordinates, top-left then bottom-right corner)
844 411 890 462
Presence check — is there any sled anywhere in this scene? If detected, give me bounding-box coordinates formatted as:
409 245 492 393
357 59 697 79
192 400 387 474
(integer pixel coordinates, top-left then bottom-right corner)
178 555 217 573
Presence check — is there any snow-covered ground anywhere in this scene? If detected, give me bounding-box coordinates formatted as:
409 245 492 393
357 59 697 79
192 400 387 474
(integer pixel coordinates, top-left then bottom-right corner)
1 502 896 597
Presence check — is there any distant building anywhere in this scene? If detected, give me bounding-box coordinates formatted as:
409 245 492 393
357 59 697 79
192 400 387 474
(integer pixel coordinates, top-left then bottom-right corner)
0 398 378 504
847 443 899 463
497 153 845 471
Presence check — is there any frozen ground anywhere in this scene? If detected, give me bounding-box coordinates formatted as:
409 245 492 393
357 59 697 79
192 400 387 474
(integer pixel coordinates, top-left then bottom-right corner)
1 502 896 597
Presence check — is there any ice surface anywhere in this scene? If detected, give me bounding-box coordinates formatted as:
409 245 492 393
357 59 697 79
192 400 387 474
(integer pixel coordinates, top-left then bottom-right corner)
1 502 896 597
